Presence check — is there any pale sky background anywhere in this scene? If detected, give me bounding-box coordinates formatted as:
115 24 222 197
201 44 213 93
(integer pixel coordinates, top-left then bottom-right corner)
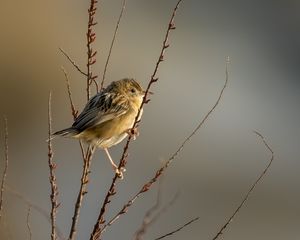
0 0 299 240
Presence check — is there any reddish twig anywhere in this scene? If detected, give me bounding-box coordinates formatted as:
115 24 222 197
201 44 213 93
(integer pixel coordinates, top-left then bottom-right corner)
0 116 8 222
61 66 79 119
48 92 59 240
68 145 95 240
59 48 87 77
100 0 127 90
86 0 99 99
154 217 199 240
61 66 86 159
89 1 183 239
98 55 229 234
26 205 32 240
211 131 274 240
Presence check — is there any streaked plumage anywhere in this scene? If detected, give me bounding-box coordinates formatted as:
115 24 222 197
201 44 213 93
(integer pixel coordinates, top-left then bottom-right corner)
53 78 145 178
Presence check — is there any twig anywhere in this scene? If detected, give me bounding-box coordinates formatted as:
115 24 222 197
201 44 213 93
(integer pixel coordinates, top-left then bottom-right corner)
5 185 65 239
89 1 183 239
100 0 127 90
61 66 86 159
26 205 32 240
135 187 179 240
48 92 59 240
68 145 95 240
86 0 99 99
134 179 163 240
59 48 87 77
61 66 79 119
0 116 8 222
154 217 199 240
211 131 274 240
99 55 229 234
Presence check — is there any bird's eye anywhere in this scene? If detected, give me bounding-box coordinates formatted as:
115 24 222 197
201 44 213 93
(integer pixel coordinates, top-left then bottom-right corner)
130 88 136 93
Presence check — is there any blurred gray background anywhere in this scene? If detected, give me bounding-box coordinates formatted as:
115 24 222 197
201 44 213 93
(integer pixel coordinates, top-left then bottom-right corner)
0 0 299 239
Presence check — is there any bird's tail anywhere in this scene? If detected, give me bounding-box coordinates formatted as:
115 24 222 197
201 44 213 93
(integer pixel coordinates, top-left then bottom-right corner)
47 127 80 141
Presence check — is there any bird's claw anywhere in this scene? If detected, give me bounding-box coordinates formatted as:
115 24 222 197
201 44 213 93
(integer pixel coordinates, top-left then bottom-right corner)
126 127 139 140
115 167 126 179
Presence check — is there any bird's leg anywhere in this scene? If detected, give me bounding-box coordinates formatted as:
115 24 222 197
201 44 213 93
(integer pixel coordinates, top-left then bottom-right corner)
126 127 139 140
103 148 126 179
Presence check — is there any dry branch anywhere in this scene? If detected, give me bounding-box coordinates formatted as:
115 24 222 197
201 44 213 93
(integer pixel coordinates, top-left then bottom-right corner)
86 0 99 98
211 131 274 240
68 146 95 240
134 184 179 240
89 1 183 239
134 179 164 240
154 217 199 240
48 92 59 240
0 116 8 222
101 0 127 89
26 205 32 240
61 66 78 119
61 66 86 159
59 48 87 77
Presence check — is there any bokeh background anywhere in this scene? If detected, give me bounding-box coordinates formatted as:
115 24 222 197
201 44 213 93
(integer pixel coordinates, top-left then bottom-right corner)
0 0 299 239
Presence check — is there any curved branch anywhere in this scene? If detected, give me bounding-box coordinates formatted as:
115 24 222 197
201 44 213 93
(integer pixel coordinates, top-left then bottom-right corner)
211 131 274 240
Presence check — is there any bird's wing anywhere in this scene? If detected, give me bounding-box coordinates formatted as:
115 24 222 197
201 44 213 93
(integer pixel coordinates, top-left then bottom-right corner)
72 91 129 131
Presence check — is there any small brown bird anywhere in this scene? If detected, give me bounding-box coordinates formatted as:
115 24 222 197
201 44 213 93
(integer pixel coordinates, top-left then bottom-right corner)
53 78 145 178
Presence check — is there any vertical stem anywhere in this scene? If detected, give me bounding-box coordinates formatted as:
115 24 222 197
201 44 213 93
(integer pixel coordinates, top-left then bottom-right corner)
0 116 8 222
48 92 59 240
86 0 99 100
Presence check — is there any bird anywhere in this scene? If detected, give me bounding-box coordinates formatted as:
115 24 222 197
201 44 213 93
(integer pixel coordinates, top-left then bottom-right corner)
53 78 146 178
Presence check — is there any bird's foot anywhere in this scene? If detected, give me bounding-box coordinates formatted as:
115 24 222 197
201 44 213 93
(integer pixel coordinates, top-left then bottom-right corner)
126 127 139 140
115 167 126 179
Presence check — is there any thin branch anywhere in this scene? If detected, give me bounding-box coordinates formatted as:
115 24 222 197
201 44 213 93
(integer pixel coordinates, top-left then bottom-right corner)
99 55 229 234
154 217 199 240
134 179 163 240
211 131 274 240
59 48 87 77
61 66 86 159
135 187 179 240
5 185 65 239
68 145 95 240
26 205 32 240
90 2 183 239
86 0 99 99
143 192 179 235
100 0 127 90
0 116 8 222
61 66 79 119
48 92 59 240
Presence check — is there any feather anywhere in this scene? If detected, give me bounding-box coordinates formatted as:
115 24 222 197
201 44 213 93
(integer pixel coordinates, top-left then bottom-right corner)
72 90 129 131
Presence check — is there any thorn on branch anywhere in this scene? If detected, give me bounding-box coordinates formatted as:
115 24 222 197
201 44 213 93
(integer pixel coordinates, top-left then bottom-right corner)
169 22 176 29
